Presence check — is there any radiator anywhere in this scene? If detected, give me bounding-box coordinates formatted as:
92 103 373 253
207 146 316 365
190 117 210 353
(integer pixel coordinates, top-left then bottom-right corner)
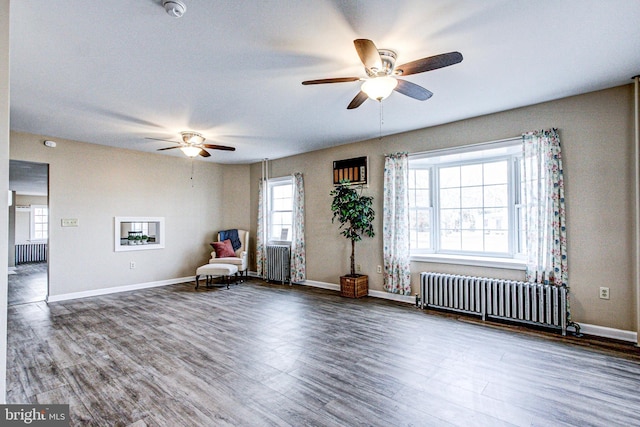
15 243 48 265
420 272 569 336
266 245 290 283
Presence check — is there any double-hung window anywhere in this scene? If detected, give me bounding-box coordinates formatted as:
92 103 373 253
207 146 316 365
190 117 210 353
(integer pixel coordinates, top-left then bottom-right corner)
267 177 293 244
409 140 524 263
30 205 48 241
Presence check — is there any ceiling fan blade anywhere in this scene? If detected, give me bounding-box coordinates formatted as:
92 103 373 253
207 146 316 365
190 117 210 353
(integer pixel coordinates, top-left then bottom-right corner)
199 149 211 158
394 79 433 101
157 146 182 151
395 51 463 76
202 144 236 151
354 39 382 71
146 137 181 144
347 91 368 109
302 77 361 85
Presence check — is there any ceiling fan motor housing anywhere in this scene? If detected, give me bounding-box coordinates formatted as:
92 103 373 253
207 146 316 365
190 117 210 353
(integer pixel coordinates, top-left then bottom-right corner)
163 0 186 18
366 49 397 77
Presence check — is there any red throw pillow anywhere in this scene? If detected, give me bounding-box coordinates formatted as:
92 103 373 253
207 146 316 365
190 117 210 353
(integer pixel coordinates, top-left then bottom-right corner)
211 239 236 258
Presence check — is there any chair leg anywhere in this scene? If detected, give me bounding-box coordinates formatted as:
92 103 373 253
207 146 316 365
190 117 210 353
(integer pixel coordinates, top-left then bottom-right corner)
195 275 200 289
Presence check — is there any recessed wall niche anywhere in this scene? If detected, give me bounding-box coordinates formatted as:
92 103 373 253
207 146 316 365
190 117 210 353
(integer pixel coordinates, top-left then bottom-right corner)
114 217 165 252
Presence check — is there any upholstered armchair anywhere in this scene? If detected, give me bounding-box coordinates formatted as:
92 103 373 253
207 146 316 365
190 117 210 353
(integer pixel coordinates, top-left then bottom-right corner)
209 229 249 277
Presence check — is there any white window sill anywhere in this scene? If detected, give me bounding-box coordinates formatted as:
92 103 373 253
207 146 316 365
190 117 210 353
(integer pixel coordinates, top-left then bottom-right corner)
410 253 526 270
267 241 291 246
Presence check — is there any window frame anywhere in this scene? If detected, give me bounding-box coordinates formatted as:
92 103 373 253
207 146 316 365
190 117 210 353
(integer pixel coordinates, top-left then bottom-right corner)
30 204 48 242
267 176 294 245
408 140 526 269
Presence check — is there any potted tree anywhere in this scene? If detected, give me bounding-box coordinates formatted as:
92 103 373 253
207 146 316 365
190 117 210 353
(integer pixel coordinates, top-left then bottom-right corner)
330 181 375 298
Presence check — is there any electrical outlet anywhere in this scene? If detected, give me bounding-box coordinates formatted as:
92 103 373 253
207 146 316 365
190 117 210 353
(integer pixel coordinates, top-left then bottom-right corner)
376 265 382 274
130 261 136 269
356 264 361 272
599 287 610 300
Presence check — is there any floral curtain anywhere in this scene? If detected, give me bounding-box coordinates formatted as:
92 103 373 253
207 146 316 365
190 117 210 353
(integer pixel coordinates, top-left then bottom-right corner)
521 128 568 287
290 172 306 283
383 153 411 295
256 177 267 279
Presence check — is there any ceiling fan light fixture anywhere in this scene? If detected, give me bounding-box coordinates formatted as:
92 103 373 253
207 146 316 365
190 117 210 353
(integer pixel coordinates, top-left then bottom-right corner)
361 76 398 101
163 0 186 18
180 145 201 157
180 131 205 144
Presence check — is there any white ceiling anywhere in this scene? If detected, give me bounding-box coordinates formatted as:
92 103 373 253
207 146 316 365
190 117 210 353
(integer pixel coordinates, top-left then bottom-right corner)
8 0 640 165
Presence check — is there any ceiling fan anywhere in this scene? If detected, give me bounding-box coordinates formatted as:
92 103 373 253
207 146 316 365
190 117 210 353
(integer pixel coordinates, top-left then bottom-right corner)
302 39 463 109
146 132 236 158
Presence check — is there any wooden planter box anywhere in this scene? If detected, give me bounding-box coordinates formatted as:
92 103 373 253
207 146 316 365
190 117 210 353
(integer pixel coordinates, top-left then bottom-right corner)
340 275 368 298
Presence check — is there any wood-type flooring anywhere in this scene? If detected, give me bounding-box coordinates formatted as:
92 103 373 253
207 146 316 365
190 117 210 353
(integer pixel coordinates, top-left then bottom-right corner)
6 278 640 426
8 262 47 306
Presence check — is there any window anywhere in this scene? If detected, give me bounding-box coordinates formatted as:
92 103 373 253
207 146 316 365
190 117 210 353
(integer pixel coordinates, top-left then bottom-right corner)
30 205 48 241
268 177 293 243
409 140 523 260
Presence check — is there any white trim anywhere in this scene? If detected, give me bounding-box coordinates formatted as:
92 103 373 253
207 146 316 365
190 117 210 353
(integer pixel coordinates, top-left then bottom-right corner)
114 216 165 252
296 280 415 303
409 136 521 159
46 276 193 302
368 289 415 303
568 323 638 343
411 253 526 270
297 280 339 291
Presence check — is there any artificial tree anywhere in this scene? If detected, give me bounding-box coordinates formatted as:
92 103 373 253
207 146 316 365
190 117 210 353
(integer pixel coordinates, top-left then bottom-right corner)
330 182 375 277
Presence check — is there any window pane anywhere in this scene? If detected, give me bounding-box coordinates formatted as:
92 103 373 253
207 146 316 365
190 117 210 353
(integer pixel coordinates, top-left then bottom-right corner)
485 230 509 252
440 188 460 208
484 208 508 230
273 198 290 211
461 209 481 230
415 189 430 207
415 169 430 188
460 163 483 187
272 185 291 198
461 230 484 252
440 229 461 251
439 167 459 188
460 186 482 208
484 184 508 208
484 161 508 185
440 208 460 230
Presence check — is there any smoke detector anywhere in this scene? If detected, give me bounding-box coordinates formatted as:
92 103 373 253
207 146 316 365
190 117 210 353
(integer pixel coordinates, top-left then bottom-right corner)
163 0 186 18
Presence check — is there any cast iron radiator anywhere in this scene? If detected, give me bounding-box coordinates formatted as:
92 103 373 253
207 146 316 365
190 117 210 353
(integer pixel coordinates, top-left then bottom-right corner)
266 245 290 283
15 243 48 265
420 272 571 336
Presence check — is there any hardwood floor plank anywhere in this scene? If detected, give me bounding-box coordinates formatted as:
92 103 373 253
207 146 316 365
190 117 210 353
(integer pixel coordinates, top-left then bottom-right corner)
6 278 640 426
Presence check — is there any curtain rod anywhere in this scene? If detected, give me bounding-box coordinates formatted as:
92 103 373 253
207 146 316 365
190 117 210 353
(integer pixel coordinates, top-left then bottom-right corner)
408 136 521 158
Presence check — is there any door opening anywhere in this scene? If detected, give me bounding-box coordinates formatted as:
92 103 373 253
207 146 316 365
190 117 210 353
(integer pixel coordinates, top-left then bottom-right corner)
8 160 49 305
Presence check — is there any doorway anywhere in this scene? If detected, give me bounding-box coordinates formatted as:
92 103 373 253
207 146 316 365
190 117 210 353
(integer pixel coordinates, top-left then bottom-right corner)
8 160 49 305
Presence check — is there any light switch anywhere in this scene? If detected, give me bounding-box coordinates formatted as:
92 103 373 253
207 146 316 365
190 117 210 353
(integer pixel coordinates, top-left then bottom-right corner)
61 218 79 227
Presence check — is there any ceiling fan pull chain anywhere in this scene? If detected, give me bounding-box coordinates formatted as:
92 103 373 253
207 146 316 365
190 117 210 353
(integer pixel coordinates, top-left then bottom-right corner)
379 101 384 140
191 159 195 187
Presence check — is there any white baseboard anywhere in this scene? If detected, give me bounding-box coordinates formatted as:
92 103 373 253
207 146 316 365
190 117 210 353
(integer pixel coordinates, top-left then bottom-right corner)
46 276 195 303
298 280 415 303
569 322 638 343
298 280 339 291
